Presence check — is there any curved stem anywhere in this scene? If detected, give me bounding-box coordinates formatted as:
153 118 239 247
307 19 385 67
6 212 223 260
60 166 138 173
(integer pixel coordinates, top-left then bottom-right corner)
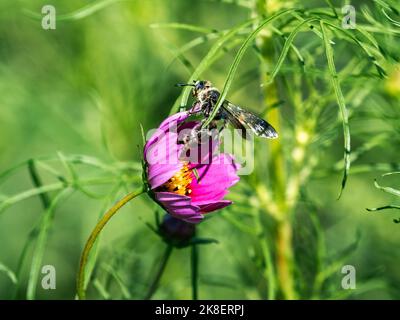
12 160 51 299
191 243 199 300
77 187 145 299
28 159 51 208
144 245 173 300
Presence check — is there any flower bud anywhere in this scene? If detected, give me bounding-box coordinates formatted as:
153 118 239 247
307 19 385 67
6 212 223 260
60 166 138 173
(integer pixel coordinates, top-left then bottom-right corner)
159 214 195 247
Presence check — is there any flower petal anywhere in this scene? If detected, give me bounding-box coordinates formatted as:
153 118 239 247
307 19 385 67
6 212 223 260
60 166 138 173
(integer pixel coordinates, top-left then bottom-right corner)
199 200 232 213
146 132 184 189
159 111 190 131
144 111 189 156
189 153 240 205
144 112 192 189
155 192 203 224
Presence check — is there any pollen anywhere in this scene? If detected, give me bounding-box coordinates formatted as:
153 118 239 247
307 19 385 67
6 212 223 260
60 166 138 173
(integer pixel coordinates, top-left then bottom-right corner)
159 163 193 196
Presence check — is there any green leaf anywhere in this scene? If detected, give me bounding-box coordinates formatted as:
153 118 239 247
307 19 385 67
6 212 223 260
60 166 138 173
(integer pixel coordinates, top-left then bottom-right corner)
325 0 339 18
323 21 387 78
320 21 351 199
192 168 200 182
170 17 258 114
266 17 318 85
268 26 304 67
367 205 400 211
202 8 298 128
373 175 400 197
382 171 400 178
12 226 39 299
189 237 219 245
206 0 252 8
26 188 72 300
58 153 122 198
291 12 335 44
0 183 64 215
139 123 146 147
166 30 246 72
313 230 361 294
150 23 216 34
333 134 386 171
101 263 132 299
0 156 53 185
93 278 111 300
0 262 17 284
23 0 127 22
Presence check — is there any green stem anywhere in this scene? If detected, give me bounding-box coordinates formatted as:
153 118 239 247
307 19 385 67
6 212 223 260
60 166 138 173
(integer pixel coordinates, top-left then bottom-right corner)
27 189 71 300
276 220 296 299
254 213 276 299
12 161 52 299
254 0 298 300
12 230 35 299
0 176 122 215
144 245 173 300
28 159 51 208
76 187 145 299
191 243 199 300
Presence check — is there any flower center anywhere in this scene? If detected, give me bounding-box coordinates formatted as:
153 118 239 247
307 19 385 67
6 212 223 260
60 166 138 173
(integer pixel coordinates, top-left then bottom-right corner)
158 163 193 196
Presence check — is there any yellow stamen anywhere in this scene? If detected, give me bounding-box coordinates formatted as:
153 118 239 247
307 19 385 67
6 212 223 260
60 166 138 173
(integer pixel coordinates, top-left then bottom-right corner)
159 163 193 196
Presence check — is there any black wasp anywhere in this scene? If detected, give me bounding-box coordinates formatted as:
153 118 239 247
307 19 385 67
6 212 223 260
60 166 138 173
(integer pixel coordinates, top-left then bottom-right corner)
177 80 278 140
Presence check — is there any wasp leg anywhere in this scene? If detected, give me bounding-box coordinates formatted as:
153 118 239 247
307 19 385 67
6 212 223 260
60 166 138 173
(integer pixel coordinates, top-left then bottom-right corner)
188 101 202 115
218 118 228 134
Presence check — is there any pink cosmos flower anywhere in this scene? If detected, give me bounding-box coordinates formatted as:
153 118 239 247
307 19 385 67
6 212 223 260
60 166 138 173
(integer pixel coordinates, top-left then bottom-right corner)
144 111 240 224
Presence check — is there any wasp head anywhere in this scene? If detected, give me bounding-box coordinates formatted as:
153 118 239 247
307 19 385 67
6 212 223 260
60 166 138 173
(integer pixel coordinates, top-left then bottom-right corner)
192 80 212 98
175 80 213 99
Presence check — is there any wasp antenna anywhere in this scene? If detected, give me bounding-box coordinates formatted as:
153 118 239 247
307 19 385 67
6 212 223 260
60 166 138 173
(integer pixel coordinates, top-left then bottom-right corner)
175 83 195 87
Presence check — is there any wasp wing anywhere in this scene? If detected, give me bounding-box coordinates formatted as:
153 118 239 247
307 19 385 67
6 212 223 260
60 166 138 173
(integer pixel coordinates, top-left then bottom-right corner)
219 105 249 140
222 101 278 139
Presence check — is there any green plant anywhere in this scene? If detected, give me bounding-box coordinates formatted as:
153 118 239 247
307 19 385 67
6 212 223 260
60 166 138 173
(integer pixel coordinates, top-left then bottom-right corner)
0 0 399 300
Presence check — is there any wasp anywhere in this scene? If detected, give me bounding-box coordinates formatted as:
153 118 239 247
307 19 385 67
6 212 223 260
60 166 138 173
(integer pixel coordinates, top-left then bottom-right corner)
177 80 278 142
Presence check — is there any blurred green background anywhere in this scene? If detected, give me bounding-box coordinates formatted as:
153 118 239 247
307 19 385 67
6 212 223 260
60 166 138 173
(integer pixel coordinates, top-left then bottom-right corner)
0 0 399 300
